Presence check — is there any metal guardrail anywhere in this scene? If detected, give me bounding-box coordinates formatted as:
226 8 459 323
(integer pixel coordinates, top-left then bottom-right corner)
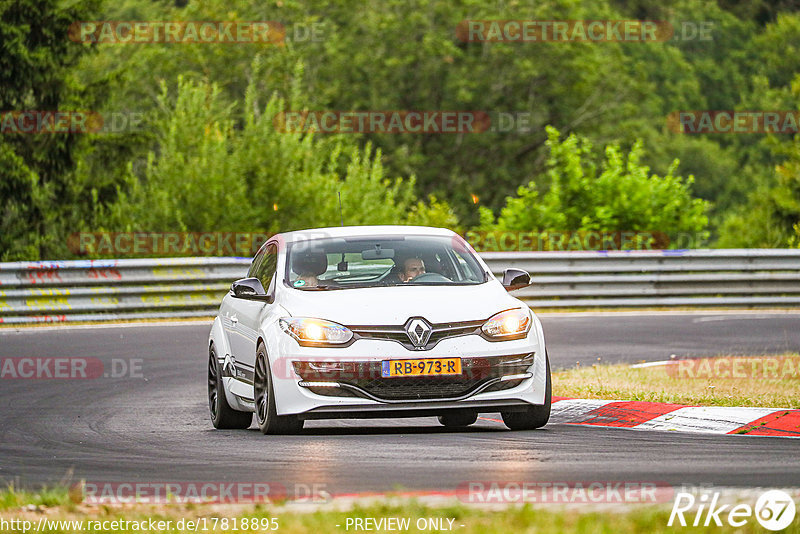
483 249 800 308
0 258 249 324
1 250 799 324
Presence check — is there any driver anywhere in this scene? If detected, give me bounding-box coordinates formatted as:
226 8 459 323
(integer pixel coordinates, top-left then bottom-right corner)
292 250 328 288
398 257 425 282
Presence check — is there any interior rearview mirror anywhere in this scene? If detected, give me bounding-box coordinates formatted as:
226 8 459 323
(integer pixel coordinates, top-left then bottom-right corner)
362 246 395 260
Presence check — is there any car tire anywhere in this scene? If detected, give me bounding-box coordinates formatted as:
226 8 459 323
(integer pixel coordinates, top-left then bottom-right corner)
254 342 304 435
501 352 551 431
208 344 253 429
438 411 478 428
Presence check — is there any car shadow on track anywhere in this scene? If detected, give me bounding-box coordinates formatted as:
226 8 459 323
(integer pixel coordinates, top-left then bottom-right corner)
202 423 553 437
291 426 506 436
238 416 518 436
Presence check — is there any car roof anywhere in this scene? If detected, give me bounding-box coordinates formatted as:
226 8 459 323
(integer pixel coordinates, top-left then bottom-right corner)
277 225 457 244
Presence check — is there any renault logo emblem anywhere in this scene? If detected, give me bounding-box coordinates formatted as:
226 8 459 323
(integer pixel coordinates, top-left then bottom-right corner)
404 317 432 349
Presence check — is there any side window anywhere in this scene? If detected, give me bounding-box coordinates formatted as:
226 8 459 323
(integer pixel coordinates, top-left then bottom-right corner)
450 249 476 281
247 245 267 279
254 243 278 290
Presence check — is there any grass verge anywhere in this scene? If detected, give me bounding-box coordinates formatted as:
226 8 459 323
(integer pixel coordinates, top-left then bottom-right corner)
2 490 795 534
553 353 800 408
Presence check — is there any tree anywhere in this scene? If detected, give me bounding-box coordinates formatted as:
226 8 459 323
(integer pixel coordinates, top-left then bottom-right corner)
717 76 800 247
97 63 456 253
0 0 105 260
9 0 800 259
479 126 709 247
0 0 108 260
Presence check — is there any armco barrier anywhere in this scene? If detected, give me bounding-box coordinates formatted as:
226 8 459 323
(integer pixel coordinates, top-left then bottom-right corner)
0 250 798 324
482 249 800 308
0 258 249 324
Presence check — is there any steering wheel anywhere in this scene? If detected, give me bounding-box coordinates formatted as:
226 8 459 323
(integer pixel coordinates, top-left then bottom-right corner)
408 272 451 283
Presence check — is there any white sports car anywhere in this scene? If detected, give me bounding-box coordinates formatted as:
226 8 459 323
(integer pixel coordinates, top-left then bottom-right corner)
208 225 550 434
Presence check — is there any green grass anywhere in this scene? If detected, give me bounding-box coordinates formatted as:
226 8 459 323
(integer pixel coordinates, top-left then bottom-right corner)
0 485 73 511
553 353 800 408
2 495 797 533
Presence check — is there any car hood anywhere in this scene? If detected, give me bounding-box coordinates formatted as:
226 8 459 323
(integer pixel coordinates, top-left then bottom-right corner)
278 281 524 325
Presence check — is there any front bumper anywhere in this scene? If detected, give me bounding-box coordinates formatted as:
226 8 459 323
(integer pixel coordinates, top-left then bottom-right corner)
293 353 534 402
267 326 547 417
299 399 533 421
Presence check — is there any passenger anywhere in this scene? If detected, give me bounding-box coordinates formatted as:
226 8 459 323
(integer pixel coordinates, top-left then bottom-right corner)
292 250 328 288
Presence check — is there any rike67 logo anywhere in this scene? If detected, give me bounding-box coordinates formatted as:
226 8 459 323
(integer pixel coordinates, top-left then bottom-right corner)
669 489 796 531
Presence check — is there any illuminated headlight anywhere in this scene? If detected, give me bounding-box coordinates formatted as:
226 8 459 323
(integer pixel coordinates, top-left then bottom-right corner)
280 318 353 346
481 308 531 340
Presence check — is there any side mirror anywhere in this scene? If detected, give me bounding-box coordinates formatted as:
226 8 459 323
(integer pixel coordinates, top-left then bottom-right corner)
502 268 531 291
231 277 268 299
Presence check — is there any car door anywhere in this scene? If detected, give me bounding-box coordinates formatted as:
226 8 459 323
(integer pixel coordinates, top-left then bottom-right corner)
224 243 265 380
230 241 279 379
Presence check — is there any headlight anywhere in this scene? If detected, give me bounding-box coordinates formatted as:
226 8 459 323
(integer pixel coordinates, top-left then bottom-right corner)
279 318 353 346
481 308 531 340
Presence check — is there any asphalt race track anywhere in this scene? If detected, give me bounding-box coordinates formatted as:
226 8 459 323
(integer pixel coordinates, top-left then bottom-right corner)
1 312 798 495
541 311 800 366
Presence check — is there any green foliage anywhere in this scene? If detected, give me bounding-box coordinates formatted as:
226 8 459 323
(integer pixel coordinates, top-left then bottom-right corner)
4 0 800 259
717 76 800 247
288 0 657 219
0 142 42 260
0 0 104 260
790 224 800 248
100 63 440 240
718 150 800 248
481 127 709 244
407 195 461 230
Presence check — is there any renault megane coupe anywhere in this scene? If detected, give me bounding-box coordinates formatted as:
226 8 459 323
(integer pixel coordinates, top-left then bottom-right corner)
207 225 551 434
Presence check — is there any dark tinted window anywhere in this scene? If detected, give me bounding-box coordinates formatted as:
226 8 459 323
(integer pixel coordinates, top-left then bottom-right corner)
254 243 278 290
247 245 267 279
285 235 486 290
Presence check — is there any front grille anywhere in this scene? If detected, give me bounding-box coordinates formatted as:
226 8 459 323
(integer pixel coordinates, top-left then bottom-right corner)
294 353 533 401
349 319 484 350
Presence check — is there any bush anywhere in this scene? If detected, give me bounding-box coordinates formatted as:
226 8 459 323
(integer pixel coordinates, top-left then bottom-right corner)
98 60 457 250
479 126 709 247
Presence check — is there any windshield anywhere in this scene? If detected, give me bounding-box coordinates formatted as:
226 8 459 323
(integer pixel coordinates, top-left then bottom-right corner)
285 235 487 290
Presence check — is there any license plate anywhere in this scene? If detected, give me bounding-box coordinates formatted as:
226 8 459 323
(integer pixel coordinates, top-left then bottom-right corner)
381 358 462 378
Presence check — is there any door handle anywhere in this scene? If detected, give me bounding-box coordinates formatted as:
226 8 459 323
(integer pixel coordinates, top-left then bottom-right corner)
230 315 238 325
